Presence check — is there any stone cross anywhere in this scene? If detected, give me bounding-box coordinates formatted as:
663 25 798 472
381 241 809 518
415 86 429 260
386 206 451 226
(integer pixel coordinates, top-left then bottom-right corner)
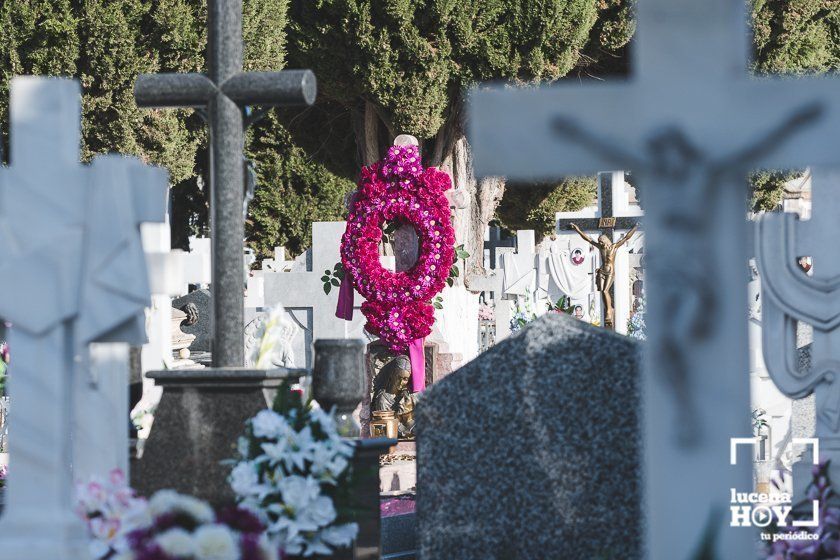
758 168 840 495
483 226 515 270
0 77 166 559
257 222 367 368
469 0 840 556
134 0 316 367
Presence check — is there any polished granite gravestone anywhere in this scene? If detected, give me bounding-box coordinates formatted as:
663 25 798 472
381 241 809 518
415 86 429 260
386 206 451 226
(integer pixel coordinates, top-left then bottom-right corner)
416 313 641 560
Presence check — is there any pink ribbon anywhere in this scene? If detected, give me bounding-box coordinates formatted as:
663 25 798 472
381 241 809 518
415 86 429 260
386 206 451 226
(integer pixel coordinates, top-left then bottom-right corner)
408 337 426 392
335 273 354 320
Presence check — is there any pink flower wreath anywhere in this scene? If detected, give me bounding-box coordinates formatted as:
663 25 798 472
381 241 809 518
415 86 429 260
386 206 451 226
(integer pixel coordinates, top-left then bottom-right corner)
336 144 455 357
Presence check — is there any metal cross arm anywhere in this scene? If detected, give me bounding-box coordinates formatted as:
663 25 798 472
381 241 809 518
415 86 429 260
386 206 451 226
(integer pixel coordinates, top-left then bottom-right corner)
134 70 315 109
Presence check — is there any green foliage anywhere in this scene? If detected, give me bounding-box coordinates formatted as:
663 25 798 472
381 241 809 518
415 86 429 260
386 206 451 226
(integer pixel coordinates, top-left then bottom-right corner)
749 2 840 208
321 262 344 295
246 112 356 259
749 169 806 212
752 0 840 75
288 0 604 139
496 176 596 237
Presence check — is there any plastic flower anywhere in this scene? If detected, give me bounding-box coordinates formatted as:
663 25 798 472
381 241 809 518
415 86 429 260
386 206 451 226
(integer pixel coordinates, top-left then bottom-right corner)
193 524 238 560
250 410 289 440
231 397 358 558
229 462 260 498
155 528 196 558
339 144 456 353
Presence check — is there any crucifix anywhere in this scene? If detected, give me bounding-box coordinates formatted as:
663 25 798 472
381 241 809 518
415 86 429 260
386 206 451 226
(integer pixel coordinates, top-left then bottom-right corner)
557 171 640 329
135 0 316 367
468 0 840 556
0 78 166 559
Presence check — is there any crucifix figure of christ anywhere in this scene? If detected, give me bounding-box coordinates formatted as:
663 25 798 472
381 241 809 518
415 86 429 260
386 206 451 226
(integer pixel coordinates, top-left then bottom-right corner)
468 0 840 557
134 0 316 367
0 78 167 559
554 170 642 330
568 221 638 329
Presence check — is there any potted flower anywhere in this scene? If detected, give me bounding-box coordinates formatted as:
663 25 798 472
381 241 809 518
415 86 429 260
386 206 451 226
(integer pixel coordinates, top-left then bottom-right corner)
229 384 361 559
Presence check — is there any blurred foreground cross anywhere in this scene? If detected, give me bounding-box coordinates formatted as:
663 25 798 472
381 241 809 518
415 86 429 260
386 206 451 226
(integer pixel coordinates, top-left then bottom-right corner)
469 0 840 557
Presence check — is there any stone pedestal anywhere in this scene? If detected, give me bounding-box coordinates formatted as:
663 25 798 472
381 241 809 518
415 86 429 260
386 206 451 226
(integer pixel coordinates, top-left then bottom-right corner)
132 368 303 506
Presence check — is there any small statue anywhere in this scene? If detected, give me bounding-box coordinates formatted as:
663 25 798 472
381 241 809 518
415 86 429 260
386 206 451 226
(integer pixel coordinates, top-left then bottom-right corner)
372 356 419 437
569 222 639 329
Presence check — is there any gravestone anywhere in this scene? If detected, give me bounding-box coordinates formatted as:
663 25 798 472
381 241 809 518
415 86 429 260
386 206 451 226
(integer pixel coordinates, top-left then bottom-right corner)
258 222 369 369
416 313 641 559
0 77 166 558
758 168 840 497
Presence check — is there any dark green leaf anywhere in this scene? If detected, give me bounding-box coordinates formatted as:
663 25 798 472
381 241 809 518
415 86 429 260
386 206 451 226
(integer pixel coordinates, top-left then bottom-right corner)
331 278 340 286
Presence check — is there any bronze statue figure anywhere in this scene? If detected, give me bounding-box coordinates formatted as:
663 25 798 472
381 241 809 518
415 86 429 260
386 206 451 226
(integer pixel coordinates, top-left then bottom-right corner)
371 355 419 437
569 223 639 329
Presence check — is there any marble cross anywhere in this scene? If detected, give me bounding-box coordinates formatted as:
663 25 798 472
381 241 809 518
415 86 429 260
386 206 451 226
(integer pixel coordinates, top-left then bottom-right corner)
134 0 316 367
758 168 840 495
469 0 840 556
0 77 167 559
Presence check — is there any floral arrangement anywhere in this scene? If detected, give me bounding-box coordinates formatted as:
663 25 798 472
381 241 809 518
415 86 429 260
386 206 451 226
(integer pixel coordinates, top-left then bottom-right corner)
116 490 275 560
478 304 495 322
229 385 358 558
510 291 537 332
627 296 646 340
0 340 9 395
764 461 840 559
76 469 150 559
339 144 456 353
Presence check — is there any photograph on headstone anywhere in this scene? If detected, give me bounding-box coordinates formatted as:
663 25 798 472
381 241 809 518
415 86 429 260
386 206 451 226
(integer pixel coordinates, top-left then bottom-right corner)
5 1 840 558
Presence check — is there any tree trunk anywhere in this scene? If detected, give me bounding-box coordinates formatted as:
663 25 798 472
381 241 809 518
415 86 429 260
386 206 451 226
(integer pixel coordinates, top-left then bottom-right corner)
433 133 505 288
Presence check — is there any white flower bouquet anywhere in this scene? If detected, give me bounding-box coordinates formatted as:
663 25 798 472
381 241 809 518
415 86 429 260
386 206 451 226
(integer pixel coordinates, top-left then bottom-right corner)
111 489 276 560
229 386 359 558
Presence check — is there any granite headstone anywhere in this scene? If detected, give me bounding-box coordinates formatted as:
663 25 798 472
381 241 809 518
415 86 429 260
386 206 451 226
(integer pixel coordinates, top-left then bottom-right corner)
416 313 641 559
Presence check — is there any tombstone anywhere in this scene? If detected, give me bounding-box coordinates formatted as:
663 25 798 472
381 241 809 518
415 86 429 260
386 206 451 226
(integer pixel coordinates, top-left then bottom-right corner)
0 77 166 558
258 222 369 369
553 171 643 332
469 230 538 342
416 313 641 558
72 344 132 481
469 0 840 553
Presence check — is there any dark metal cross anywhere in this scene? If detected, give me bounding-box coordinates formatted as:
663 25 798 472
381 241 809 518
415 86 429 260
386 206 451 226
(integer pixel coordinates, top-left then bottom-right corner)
554 171 641 328
554 171 638 237
134 0 316 367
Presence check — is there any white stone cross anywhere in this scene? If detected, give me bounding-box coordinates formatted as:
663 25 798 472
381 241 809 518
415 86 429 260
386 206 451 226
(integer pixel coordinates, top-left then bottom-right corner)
0 77 166 559
469 0 840 556
758 168 840 495
257 222 367 368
